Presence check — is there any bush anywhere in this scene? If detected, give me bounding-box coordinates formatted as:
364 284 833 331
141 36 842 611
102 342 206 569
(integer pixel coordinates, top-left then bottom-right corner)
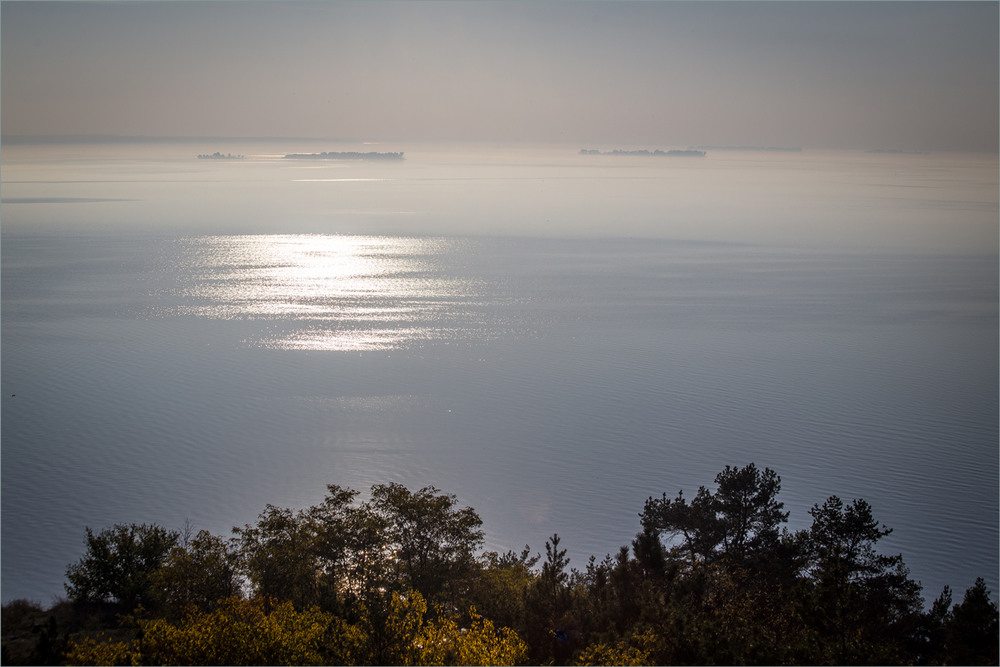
1 599 43 628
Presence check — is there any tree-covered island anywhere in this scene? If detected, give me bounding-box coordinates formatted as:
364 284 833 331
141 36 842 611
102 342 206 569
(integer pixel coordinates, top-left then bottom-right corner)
2 464 996 665
197 152 244 160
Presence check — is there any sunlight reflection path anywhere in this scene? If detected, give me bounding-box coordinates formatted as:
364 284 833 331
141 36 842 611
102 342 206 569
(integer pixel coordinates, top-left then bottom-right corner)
159 234 522 351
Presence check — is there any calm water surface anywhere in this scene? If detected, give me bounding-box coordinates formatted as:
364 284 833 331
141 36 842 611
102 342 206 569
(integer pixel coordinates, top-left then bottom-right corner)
2 144 997 605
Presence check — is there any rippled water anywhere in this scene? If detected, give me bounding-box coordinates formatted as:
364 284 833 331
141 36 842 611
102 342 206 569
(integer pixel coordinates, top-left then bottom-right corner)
151 234 527 351
1 144 997 606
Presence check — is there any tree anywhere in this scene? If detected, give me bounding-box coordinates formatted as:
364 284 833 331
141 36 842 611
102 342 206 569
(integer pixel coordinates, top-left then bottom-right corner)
354 590 427 666
465 547 539 632
808 496 892 582
522 534 576 664
233 504 321 610
941 577 1000 665
58 472 995 666
631 526 668 581
151 529 240 616
712 463 788 562
640 463 788 566
540 533 570 600
233 484 486 616
307 485 381 612
369 484 484 608
65 523 179 609
804 495 924 663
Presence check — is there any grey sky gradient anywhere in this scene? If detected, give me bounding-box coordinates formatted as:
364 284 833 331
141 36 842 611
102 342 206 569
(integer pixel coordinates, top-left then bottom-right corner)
2 1 997 151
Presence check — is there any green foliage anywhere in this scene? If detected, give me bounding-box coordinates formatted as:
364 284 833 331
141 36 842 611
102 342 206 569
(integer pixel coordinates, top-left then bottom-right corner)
233 505 321 610
521 534 578 664
713 463 788 562
787 490 920 659
307 484 377 608
151 529 240 617
540 533 571 599
1 599 44 627
66 597 334 666
939 578 1000 665
328 487 393 606
414 607 527 666
28 615 69 666
137 597 331 665
797 495 925 663
65 523 180 608
465 547 539 632
575 628 657 666
808 495 894 583
369 483 485 608
232 483 485 615
64 632 138 666
354 590 427 665
641 486 718 563
52 473 996 666
641 463 788 566
2 599 107 666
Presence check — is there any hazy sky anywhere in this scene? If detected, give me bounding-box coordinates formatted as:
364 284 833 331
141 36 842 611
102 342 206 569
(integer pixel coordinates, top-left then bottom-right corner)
2 1 997 151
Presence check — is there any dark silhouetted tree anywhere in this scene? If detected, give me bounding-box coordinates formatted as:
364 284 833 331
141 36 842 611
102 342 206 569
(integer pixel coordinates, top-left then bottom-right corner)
465 547 539 633
369 483 484 609
804 495 923 663
152 529 240 616
641 487 718 564
640 463 788 566
713 463 788 563
233 505 320 610
942 577 1000 665
65 523 179 609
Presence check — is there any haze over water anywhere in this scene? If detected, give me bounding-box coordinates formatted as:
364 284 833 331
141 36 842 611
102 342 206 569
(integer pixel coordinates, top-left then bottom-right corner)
1 1 998 608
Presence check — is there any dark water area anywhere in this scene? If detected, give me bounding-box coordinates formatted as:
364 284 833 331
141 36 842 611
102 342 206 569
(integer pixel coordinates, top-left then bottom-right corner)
2 144 997 606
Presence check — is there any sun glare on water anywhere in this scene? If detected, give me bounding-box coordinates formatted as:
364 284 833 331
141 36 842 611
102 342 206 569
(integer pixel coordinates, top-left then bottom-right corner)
162 234 504 351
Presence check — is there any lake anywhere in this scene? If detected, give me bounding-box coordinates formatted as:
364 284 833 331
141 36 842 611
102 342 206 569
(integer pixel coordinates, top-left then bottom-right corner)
1 141 997 605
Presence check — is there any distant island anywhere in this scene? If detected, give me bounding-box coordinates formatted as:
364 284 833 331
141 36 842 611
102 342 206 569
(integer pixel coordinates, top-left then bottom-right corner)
283 151 404 160
197 152 244 160
580 148 706 157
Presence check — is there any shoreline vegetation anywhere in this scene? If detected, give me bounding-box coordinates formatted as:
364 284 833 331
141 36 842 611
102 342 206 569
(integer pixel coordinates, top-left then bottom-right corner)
197 152 244 160
2 463 997 666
